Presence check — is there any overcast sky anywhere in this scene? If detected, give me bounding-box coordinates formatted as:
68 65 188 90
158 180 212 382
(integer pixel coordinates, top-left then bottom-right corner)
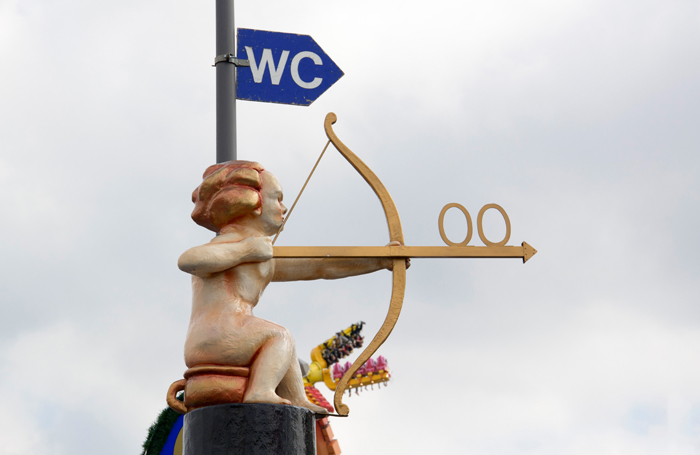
1 0 700 454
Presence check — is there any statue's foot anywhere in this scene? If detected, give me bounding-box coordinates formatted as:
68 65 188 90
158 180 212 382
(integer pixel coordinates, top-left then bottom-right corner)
293 399 329 414
243 390 292 406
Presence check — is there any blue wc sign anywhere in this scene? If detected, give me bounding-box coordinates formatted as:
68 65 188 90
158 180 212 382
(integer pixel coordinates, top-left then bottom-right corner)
236 28 344 106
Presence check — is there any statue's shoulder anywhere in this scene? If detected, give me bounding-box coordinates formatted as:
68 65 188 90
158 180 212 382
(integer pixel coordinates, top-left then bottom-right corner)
209 233 242 244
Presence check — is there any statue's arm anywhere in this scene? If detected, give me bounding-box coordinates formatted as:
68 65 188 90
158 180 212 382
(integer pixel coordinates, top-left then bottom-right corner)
272 257 393 282
178 236 273 277
272 241 409 282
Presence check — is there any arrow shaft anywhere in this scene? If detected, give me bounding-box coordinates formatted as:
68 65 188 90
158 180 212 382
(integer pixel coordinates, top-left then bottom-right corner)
273 245 528 259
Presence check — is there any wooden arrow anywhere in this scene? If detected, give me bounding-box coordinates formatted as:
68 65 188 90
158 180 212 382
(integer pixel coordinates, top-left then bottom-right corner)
274 241 537 263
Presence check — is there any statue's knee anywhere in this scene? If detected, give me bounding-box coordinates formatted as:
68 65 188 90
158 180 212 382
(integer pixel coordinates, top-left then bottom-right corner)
280 327 294 346
266 326 293 346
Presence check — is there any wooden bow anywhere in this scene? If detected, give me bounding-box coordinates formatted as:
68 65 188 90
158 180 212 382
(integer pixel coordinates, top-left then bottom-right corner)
274 112 406 416
321 113 406 416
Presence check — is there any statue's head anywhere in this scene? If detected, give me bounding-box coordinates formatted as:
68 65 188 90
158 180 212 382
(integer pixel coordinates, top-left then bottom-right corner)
191 161 267 233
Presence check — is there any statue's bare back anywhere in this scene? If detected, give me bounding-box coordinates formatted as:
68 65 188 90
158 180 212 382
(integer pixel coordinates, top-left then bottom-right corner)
185 238 280 368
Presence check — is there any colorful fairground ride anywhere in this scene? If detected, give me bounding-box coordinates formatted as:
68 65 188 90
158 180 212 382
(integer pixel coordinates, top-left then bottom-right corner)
141 322 392 455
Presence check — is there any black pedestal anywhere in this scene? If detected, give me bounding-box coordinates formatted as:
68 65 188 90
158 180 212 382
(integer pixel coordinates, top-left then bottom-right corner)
183 404 316 455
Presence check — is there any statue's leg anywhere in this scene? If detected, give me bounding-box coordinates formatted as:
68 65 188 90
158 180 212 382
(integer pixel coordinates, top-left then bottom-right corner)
276 347 329 414
243 328 294 405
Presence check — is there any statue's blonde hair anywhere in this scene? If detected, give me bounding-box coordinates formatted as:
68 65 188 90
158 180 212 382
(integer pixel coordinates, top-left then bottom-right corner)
191 161 265 232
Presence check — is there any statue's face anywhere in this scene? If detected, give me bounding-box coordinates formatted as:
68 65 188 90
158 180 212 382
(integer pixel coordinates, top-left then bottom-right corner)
258 172 287 236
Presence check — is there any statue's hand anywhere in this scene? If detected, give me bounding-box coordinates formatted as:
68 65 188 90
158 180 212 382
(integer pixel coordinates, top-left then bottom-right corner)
384 241 411 271
243 236 274 262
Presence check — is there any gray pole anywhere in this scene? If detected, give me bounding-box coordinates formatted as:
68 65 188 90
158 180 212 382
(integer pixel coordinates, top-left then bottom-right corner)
216 0 236 163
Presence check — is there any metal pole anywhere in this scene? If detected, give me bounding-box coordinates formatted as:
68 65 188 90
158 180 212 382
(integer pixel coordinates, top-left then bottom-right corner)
216 0 236 163
184 404 316 455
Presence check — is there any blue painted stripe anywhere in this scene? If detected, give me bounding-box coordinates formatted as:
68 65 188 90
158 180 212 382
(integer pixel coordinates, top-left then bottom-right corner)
160 414 184 455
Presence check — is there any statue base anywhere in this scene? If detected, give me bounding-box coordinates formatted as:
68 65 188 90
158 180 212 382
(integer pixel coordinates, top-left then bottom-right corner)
184 403 316 455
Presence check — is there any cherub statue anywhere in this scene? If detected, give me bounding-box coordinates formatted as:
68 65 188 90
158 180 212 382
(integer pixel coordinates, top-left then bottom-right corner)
172 161 401 414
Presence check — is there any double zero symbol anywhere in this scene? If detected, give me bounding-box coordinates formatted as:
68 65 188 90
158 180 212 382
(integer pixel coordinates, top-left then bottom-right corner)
438 203 511 247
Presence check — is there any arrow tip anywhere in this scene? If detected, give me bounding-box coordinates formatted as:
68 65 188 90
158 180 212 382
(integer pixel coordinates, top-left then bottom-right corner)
522 242 537 263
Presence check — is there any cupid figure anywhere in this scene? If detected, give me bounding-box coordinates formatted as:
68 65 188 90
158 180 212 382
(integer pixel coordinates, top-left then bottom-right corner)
169 161 401 414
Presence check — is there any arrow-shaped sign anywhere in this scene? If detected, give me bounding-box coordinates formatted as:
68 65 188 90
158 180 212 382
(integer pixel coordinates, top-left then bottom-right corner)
236 28 344 106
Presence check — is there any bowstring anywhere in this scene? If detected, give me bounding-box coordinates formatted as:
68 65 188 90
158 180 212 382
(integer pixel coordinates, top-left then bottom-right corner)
272 139 332 245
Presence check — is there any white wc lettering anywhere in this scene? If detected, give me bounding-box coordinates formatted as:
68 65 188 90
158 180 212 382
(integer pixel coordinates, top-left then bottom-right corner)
245 48 323 89
245 47 289 85
290 51 323 89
